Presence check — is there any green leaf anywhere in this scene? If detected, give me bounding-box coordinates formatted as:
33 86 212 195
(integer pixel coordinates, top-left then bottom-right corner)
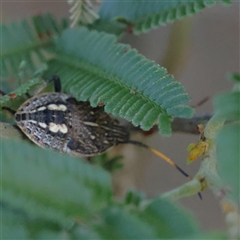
0 13 67 77
2 204 30 239
213 90 240 203
158 113 172 136
216 123 240 203
89 198 200 239
2 139 202 238
98 0 231 34
1 139 112 225
124 189 145 207
139 198 200 238
1 203 67 240
94 206 157 239
44 27 194 135
213 92 240 121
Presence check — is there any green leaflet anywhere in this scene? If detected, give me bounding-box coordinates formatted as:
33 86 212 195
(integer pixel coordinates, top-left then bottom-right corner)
44 27 194 135
0 13 67 77
0 64 47 111
0 78 43 107
98 0 231 34
138 198 200 238
1 139 112 225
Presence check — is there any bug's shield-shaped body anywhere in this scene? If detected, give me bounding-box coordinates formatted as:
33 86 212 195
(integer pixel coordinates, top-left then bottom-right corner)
15 92 129 156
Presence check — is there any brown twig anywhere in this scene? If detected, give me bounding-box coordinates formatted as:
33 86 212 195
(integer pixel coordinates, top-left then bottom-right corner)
171 114 212 134
128 114 212 136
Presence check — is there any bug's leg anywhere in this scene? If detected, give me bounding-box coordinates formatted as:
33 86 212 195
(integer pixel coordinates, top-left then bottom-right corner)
25 92 31 98
33 75 62 95
0 89 6 95
47 75 61 93
2 106 16 115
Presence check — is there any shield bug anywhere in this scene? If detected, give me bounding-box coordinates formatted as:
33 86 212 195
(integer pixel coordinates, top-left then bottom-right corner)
2 76 191 180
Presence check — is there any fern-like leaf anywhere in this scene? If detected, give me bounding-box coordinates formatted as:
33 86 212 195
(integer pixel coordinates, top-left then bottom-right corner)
1 139 112 225
0 13 67 77
68 0 100 27
98 0 232 34
44 27 194 135
1 203 67 239
89 198 200 239
0 78 43 107
0 64 47 110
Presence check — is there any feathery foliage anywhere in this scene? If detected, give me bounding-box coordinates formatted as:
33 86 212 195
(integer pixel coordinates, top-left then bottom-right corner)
0 13 67 78
2 139 112 225
98 0 232 34
1 15 194 135
44 27 194 135
68 0 100 27
1 139 201 239
0 78 42 106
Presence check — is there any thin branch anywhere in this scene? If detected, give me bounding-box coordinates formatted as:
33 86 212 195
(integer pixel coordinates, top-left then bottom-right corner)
128 114 212 135
171 114 212 134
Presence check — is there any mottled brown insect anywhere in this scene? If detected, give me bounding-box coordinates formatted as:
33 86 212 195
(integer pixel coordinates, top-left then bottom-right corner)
11 76 129 157
3 76 196 185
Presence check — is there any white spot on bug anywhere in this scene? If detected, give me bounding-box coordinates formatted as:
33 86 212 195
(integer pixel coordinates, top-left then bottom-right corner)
49 122 59 132
103 140 109 144
90 135 96 139
90 111 94 115
58 104 67 111
28 110 37 113
37 106 46 111
59 124 68 133
28 120 37 124
48 104 67 111
48 104 59 110
49 122 68 133
39 122 47 128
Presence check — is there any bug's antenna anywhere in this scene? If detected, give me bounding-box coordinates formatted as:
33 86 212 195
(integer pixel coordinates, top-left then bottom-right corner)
125 140 202 199
126 140 190 178
2 106 16 115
